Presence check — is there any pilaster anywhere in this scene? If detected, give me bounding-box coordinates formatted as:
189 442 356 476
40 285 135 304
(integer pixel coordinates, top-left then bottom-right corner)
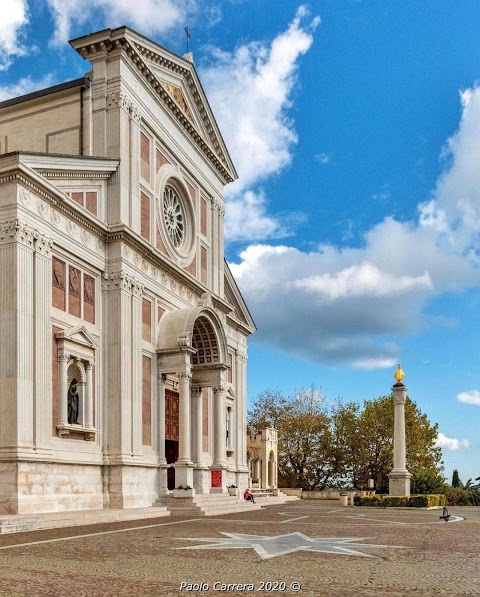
102 270 143 461
0 220 53 451
131 280 143 456
33 233 53 450
235 350 248 470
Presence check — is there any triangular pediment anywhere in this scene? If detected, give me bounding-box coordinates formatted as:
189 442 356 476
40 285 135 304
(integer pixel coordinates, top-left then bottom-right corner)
224 261 256 333
70 27 237 185
55 325 99 349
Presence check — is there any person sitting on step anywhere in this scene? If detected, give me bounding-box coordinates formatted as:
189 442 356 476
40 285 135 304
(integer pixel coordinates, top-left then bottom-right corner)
244 488 255 503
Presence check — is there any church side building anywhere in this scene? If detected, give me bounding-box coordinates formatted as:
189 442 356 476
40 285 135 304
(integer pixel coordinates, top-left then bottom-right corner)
0 27 255 514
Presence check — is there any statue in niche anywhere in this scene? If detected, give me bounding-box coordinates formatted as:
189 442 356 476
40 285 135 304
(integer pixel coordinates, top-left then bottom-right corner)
68 378 80 425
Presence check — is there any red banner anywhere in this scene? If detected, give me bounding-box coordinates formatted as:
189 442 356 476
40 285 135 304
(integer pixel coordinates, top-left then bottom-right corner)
211 469 222 488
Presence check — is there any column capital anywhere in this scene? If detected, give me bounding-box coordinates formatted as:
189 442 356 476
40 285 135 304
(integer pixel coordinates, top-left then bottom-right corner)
85 360 94 371
58 352 69 362
392 384 407 404
213 385 226 396
157 372 167 385
191 386 203 397
178 371 192 382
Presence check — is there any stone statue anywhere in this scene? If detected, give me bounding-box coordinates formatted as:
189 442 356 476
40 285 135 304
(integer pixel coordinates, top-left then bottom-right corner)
68 378 80 425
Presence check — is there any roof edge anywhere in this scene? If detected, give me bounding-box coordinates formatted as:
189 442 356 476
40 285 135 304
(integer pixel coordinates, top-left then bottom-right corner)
0 77 90 110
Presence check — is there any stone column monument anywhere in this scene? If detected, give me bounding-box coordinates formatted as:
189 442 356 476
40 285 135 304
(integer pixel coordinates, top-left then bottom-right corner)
388 363 411 496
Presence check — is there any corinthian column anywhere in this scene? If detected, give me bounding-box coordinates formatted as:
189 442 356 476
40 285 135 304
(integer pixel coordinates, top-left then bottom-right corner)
213 385 226 468
388 363 411 496
191 386 203 466
177 371 192 464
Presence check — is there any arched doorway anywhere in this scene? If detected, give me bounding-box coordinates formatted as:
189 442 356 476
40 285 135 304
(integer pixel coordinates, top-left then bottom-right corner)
157 302 229 495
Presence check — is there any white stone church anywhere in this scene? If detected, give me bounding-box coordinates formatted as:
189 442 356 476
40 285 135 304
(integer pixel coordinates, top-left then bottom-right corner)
0 27 256 514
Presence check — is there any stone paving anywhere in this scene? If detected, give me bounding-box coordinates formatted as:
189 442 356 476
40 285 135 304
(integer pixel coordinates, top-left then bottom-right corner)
0 502 479 596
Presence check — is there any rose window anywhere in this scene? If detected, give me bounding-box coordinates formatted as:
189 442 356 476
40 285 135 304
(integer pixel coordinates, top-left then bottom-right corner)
163 185 185 248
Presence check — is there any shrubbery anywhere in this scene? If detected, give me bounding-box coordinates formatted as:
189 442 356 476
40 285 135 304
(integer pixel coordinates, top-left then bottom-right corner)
353 494 446 507
445 488 472 506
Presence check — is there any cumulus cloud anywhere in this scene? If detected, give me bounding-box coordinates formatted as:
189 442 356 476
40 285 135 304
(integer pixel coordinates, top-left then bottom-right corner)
0 74 56 102
419 86 480 251
230 85 480 367
435 433 470 451
46 0 197 46
0 0 29 70
201 5 320 240
457 390 480 406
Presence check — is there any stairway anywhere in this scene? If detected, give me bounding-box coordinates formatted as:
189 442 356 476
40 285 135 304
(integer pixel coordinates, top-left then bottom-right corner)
0 505 170 534
250 489 300 506
161 493 262 517
159 490 300 517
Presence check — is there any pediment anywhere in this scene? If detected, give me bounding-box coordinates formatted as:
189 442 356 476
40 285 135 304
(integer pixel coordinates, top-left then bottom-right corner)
55 325 99 350
224 261 256 333
70 27 237 185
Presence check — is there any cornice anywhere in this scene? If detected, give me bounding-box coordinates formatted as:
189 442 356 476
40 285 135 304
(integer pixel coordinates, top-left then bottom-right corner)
0 168 108 243
74 37 234 185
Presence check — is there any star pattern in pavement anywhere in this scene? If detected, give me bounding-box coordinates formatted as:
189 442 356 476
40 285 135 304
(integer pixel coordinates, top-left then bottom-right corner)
176 531 409 560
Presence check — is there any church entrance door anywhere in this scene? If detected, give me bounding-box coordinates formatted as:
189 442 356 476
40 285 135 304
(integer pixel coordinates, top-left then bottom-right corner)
165 390 179 490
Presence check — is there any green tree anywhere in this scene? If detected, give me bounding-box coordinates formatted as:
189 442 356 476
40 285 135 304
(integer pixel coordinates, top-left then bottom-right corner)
451 469 462 488
347 395 443 491
248 387 338 490
248 389 444 492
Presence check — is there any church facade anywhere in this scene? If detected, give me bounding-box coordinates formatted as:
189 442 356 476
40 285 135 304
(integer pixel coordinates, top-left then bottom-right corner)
0 27 255 514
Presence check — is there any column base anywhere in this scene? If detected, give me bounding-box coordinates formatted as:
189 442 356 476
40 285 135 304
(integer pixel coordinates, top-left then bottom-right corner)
173 463 194 488
388 470 412 496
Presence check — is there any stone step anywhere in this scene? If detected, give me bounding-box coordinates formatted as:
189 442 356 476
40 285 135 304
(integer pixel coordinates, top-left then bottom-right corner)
0 506 170 534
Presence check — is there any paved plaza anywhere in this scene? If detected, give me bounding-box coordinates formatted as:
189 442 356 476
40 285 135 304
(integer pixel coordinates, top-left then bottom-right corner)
0 501 479 596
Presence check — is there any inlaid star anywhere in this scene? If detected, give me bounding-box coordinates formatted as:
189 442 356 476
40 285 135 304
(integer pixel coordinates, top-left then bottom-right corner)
176 531 408 560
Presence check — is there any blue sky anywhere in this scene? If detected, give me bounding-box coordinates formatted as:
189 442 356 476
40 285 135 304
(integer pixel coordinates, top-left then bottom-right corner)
2 1 480 483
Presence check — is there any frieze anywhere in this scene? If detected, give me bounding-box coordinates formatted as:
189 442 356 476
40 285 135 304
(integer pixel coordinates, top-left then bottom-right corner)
50 208 61 227
81 230 91 246
19 187 32 206
1 172 108 248
37 198 50 219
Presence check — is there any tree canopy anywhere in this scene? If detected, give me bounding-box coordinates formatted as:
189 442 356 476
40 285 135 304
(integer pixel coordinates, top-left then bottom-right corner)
248 388 444 491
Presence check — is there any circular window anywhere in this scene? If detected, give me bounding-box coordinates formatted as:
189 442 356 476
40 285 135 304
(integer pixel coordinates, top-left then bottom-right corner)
163 185 185 248
156 165 196 267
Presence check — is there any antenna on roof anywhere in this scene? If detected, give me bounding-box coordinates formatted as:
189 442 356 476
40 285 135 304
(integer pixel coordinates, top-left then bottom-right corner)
184 27 191 53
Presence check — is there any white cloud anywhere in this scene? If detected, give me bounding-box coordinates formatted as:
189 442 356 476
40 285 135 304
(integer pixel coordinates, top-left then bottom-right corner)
293 262 432 301
201 5 320 240
419 85 480 251
435 433 470 451
46 0 197 46
0 0 29 70
0 75 56 103
229 85 480 367
315 152 331 164
457 390 480 406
